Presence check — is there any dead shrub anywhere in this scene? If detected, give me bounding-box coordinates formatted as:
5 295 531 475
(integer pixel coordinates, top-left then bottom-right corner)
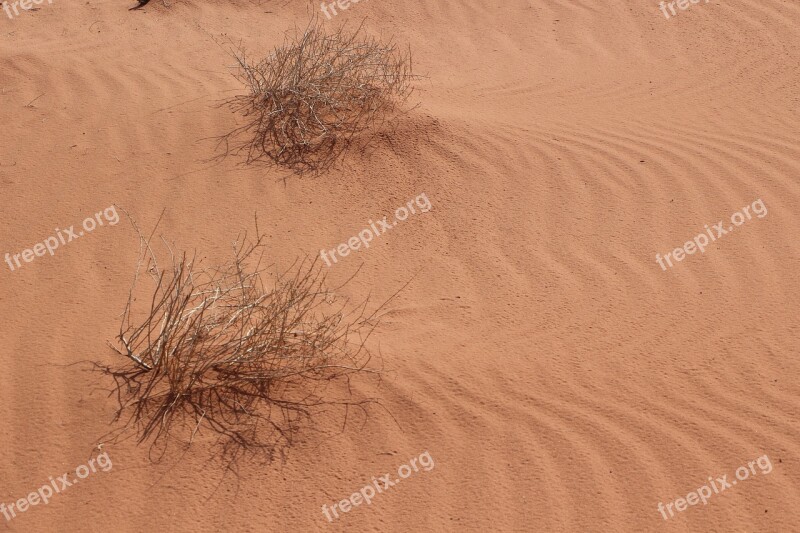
219 20 416 174
101 222 385 462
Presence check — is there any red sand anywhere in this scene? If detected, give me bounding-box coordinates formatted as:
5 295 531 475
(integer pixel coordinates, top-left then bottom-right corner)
1 0 799 531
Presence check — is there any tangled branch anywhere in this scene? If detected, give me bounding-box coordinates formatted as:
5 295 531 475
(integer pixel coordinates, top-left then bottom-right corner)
219 20 416 174
101 225 384 463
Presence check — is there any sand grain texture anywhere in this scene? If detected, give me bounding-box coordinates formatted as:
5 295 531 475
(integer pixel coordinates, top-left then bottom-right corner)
0 0 799 531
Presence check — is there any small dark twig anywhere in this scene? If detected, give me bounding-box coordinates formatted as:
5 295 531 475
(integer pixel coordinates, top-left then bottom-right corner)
129 0 151 11
25 93 44 107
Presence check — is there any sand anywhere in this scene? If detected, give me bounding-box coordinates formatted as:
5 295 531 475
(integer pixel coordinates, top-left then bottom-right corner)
0 0 798 531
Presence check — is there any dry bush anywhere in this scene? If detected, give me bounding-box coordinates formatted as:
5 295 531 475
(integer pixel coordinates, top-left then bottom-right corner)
101 223 385 462
219 20 416 174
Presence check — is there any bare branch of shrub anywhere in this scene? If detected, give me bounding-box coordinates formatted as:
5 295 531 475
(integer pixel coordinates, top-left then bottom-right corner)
218 19 417 174
100 222 385 463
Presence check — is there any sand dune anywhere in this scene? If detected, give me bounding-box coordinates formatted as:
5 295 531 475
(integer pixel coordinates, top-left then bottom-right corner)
0 0 798 531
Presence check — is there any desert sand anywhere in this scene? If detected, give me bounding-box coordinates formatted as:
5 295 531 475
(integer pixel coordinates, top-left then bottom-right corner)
1 0 799 531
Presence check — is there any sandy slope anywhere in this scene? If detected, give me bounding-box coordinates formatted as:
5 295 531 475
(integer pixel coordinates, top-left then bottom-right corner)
1 0 799 531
